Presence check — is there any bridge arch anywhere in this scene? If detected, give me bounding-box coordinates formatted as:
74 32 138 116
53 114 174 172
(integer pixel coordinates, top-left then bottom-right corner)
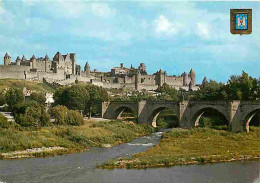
191 107 229 128
147 106 179 127
243 108 260 132
113 106 136 119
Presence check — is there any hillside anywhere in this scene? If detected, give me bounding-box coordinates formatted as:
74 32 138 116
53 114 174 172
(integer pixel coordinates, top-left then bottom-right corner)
0 79 54 93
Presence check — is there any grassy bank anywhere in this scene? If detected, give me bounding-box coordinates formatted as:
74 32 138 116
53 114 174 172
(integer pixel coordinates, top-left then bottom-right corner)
0 120 154 159
0 79 54 92
100 127 260 169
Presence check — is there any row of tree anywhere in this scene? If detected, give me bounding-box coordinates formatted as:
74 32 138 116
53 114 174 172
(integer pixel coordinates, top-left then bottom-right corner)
194 71 260 101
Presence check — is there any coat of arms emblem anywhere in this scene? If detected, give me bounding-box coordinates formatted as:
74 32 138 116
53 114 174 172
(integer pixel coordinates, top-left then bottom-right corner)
236 14 247 30
230 9 252 35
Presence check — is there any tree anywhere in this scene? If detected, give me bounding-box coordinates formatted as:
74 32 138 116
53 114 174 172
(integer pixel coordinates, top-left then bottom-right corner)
17 105 50 127
49 105 68 125
85 85 109 118
156 83 179 101
0 113 10 128
194 80 225 100
5 88 24 110
53 85 89 111
0 90 6 106
30 92 46 105
225 71 259 100
66 110 84 126
13 100 39 117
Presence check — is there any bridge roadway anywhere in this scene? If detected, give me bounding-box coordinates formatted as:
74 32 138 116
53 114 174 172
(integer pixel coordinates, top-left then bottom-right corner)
102 100 260 132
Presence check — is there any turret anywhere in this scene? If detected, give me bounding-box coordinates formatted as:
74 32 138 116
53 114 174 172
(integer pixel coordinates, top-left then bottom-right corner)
4 52 11 65
44 54 49 72
189 80 194 91
202 77 208 86
30 55 37 69
159 69 165 87
139 63 146 71
135 70 141 90
84 62 90 77
53 52 64 62
22 55 27 62
189 69 196 85
70 53 76 75
16 56 21 66
182 72 188 86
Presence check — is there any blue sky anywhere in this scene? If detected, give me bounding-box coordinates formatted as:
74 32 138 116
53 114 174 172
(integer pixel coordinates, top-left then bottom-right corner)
0 0 259 83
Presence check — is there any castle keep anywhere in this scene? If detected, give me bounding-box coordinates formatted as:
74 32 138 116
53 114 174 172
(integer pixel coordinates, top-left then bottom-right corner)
2 52 200 91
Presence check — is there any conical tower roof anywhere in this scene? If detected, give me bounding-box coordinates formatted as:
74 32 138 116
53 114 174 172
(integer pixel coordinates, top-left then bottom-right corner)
22 55 27 60
202 77 208 84
4 52 10 58
16 56 21 61
45 54 49 60
31 55 36 60
190 69 195 74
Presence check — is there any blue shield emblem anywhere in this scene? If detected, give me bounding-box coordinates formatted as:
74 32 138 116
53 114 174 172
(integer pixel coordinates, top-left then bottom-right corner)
235 13 248 30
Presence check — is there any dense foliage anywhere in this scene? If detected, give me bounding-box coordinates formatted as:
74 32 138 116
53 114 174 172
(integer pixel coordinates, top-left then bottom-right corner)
54 84 109 117
5 88 24 110
29 92 46 105
16 105 50 128
194 71 260 101
49 105 84 126
0 113 9 128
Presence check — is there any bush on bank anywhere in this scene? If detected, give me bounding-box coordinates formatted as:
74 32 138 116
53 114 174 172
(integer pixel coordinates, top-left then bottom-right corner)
49 105 84 126
0 113 10 128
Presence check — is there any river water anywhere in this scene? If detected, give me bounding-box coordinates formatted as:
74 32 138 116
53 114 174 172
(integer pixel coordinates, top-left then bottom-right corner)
0 130 259 183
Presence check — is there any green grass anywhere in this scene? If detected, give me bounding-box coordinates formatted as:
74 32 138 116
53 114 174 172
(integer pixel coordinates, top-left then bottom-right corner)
0 120 154 159
100 127 260 169
0 79 54 92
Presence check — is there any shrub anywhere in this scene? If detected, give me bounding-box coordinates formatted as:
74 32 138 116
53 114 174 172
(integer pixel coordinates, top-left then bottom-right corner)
0 113 10 128
0 90 6 106
156 118 168 129
5 88 24 110
66 110 84 126
16 105 50 127
49 105 68 125
30 92 46 105
13 100 38 117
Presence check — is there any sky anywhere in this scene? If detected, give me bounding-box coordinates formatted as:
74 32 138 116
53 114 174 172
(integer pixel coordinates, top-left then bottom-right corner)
0 0 259 83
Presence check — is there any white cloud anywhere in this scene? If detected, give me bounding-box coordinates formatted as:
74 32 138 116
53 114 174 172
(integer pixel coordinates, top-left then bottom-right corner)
90 3 116 18
53 1 88 18
196 23 211 39
0 4 15 26
154 15 179 36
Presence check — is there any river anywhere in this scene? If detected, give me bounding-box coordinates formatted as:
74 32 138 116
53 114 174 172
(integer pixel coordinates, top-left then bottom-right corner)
0 130 259 183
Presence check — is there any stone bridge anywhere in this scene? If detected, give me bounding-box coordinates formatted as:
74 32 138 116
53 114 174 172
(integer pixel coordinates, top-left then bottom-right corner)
102 100 260 132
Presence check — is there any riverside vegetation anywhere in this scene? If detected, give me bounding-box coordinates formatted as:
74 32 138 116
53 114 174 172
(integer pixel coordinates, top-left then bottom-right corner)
100 127 260 169
0 120 154 159
0 83 154 159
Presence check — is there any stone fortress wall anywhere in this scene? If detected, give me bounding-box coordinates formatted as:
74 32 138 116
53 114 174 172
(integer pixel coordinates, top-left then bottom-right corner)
1 52 202 91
